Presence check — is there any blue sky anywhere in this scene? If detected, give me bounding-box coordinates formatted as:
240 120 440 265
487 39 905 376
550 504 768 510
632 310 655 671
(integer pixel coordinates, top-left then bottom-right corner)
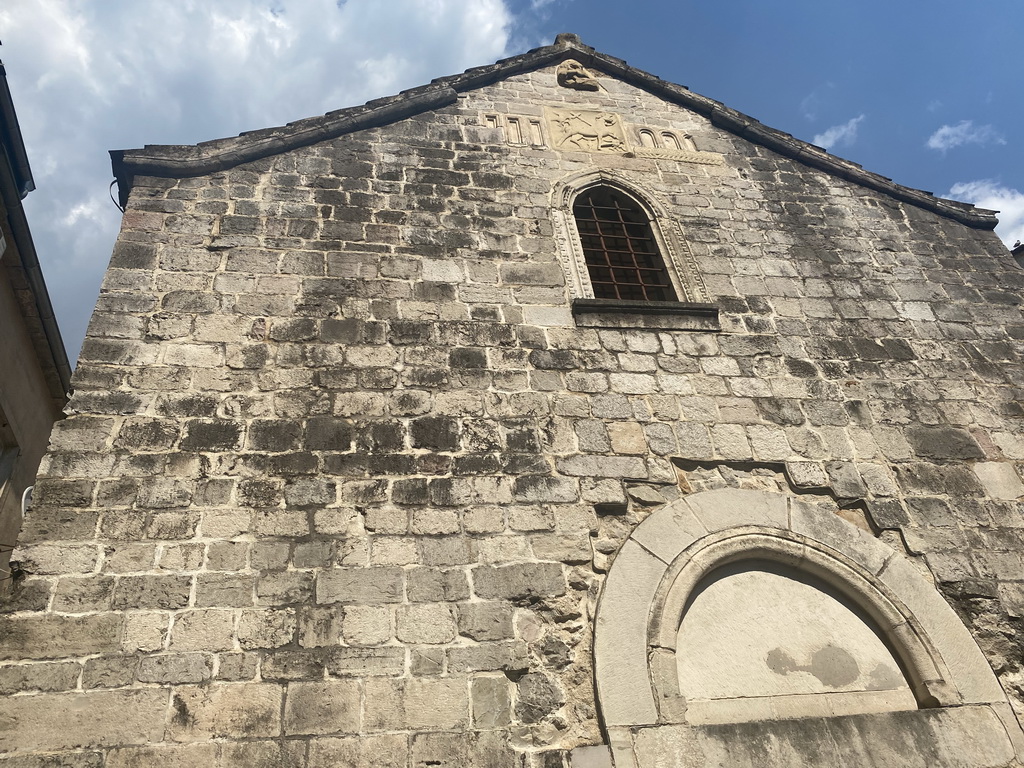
2 0 1021 364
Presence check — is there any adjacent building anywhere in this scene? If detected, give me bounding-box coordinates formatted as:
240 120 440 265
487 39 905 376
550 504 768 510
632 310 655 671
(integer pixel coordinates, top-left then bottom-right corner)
2 34 1023 766
0 60 71 593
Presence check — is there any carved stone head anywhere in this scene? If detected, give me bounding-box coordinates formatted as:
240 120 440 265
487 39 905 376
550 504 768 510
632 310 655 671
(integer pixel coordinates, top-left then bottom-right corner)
557 59 600 91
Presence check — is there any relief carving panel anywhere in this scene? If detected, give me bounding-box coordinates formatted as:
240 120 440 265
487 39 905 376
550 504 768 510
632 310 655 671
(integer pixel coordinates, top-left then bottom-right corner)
545 108 629 154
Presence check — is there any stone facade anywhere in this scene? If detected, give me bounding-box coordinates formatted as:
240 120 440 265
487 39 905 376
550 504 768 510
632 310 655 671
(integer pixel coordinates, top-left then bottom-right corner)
2 34 1023 766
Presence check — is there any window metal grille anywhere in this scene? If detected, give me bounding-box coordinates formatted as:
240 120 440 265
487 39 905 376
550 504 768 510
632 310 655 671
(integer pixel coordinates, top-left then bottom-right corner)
573 187 676 301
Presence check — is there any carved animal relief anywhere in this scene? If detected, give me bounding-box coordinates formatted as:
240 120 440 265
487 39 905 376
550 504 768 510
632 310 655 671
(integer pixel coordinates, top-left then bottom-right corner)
545 108 629 154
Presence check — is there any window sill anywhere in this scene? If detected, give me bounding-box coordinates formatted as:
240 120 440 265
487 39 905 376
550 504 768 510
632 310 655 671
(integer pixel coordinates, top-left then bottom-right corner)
571 298 720 331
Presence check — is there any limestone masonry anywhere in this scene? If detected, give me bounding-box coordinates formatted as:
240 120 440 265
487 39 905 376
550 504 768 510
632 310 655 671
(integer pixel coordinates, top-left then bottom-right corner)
2 34 1023 767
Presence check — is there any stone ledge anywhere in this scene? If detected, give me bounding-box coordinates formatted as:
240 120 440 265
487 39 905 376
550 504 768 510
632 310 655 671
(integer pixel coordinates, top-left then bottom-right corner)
571 299 720 331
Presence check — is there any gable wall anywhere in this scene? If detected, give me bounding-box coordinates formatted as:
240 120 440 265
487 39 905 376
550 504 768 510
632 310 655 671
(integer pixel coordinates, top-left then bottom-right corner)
1 63 1023 766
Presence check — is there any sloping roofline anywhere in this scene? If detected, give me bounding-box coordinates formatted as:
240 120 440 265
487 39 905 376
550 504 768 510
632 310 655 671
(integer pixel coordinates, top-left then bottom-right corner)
0 60 72 401
111 33 997 229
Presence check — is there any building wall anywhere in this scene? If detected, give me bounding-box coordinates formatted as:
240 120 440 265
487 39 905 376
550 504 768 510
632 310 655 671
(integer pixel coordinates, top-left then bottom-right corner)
0 236 63 591
2 62 1023 765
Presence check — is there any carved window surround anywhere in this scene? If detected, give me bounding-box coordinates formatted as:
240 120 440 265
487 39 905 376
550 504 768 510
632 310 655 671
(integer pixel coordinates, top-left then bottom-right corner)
551 169 718 332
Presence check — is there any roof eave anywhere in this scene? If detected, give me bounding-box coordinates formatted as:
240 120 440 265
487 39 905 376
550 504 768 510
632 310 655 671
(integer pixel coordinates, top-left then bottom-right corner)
110 35 998 230
0 65 72 403
0 62 35 199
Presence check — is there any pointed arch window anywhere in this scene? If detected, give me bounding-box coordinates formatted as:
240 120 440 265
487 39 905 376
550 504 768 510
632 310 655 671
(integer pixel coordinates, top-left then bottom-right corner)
551 171 719 331
573 187 676 302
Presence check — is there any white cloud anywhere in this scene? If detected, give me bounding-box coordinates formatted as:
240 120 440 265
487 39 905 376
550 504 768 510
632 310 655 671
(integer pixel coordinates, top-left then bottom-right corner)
926 120 1005 152
947 180 1024 247
0 0 518 361
813 114 865 151
799 83 834 121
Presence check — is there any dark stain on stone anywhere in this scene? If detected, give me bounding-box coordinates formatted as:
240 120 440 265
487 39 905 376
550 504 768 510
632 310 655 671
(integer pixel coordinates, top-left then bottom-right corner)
767 644 860 688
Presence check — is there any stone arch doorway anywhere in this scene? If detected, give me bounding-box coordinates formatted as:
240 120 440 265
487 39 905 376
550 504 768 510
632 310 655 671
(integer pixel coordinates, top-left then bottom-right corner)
592 489 1024 767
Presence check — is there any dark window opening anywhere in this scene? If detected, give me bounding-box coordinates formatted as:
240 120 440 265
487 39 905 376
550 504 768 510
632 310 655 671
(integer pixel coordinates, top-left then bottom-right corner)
573 187 676 302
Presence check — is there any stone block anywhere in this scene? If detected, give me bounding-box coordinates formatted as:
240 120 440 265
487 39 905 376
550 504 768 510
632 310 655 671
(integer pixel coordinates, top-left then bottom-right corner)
785 461 828 490
472 675 512 727
237 609 295 649
824 461 868 499
106 744 219 768
972 462 1024 500
167 683 283 742
216 652 258 681
341 605 392 646
297 606 344 647
82 655 137 689
448 640 528 673
307 734 408 768
906 425 985 460
594 539 666 728
364 677 469 731
473 562 566 600
458 602 515 641
630 501 706 565
169 610 235 652
397 603 457 644
14 544 99 575
0 661 80 695
608 422 648 454
137 653 213 684
571 745 614 768
326 647 405 677
684 488 788 533
283 680 361 735
0 614 123 661
515 671 565 723
52 576 115 612
0 689 167 751
112 575 192 610
317 567 403 604
407 567 470 602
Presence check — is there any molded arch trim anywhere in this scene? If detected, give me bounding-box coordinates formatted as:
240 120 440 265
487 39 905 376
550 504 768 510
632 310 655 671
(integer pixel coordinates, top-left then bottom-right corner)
593 488 1022 762
549 169 709 303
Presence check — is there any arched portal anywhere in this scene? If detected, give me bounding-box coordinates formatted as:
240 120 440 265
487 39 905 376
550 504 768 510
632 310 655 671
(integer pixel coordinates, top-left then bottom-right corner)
592 489 1024 767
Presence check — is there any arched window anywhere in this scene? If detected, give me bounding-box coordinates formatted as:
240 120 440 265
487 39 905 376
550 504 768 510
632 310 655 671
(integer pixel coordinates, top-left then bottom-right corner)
572 186 676 302
550 171 717 330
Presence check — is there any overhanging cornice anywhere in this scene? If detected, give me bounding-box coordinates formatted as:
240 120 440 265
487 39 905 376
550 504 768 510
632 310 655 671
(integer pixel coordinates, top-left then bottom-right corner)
111 34 998 230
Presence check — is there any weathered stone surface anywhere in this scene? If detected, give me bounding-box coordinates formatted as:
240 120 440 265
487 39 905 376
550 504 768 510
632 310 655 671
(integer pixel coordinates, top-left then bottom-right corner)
316 568 403 604
473 675 512 728
472 563 566 600
283 680 361 736
0 689 166 751
458 602 515 641
364 677 469 730
0 615 123 660
307 734 407 768
137 653 213 684
4 33 1024 768
166 684 283 742
515 672 565 723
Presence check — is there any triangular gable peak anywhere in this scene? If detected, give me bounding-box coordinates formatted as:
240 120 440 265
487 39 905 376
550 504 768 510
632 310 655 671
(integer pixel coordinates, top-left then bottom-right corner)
111 33 996 229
